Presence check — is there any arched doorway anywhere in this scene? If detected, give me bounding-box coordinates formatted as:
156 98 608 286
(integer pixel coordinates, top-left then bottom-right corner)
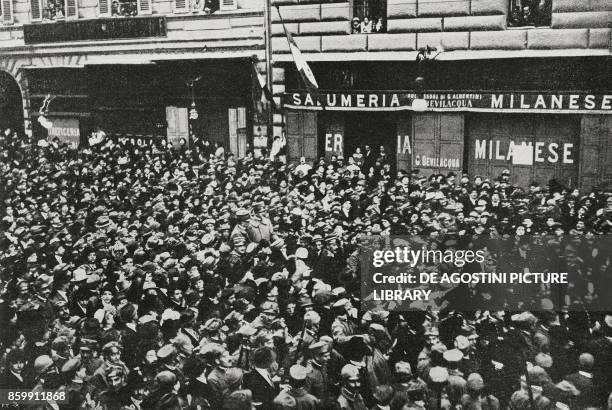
0 70 24 134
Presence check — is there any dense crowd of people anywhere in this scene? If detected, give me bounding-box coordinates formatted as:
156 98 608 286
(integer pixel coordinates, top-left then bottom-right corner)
1 128 612 410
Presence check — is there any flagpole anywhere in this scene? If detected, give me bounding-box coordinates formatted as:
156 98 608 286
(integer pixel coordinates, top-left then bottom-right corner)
264 0 274 141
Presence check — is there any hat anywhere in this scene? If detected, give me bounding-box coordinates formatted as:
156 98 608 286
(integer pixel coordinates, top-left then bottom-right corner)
454 335 470 350
157 344 177 360
34 355 54 374
443 349 463 363
200 234 214 246
71 268 87 283
95 216 111 229
37 274 54 289
61 357 82 374
204 318 223 332
236 209 249 219
289 364 308 381
340 364 360 380
308 341 329 355
295 247 308 259
429 366 449 383
332 298 349 308
535 352 553 369
467 373 484 391
578 353 594 370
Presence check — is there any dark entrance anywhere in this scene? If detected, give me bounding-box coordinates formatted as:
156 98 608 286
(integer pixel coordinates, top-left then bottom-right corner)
344 112 396 171
0 71 24 133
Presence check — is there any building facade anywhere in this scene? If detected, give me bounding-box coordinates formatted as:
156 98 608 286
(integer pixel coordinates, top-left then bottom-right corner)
0 0 269 154
270 0 612 190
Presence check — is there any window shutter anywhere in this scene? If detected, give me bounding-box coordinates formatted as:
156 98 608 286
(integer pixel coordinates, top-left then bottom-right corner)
98 0 110 16
30 0 42 21
65 0 77 19
137 0 151 14
219 0 236 11
2 0 13 23
173 0 187 13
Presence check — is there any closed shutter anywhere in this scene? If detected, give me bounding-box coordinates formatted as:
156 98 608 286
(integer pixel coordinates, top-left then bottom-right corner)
412 113 464 177
173 0 188 13
137 0 151 14
2 0 13 23
219 0 236 11
30 0 42 21
98 0 110 16
65 0 77 19
286 111 317 164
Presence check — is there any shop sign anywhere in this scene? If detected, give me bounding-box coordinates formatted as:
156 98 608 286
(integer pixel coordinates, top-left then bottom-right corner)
48 118 80 149
114 134 166 147
413 154 461 170
474 139 574 165
324 133 343 158
284 92 612 114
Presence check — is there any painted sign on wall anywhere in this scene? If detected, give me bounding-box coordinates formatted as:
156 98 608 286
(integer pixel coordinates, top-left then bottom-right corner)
284 92 612 114
48 118 80 149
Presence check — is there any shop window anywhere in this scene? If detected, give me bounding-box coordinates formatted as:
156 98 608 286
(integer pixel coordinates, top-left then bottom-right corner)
352 0 386 34
1 0 14 24
508 0 552 27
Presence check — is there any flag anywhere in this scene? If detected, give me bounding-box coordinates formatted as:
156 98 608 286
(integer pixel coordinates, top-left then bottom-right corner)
252 60 276 110
276 6 324 109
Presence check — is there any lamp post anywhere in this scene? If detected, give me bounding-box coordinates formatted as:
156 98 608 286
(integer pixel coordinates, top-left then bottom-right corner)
186 76 202 140
412 45 443 112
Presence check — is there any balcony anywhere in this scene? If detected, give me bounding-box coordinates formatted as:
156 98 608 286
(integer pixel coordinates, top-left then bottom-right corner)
23 15 166 44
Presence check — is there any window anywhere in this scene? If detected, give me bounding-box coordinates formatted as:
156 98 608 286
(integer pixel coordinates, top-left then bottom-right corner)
30 0 77 21
173 0 218 14
1 0 14 24
98 0 151 17
508 0 552 27
352 0 386 34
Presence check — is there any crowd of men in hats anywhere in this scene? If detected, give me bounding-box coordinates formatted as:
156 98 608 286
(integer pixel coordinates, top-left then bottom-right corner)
1 127 612 410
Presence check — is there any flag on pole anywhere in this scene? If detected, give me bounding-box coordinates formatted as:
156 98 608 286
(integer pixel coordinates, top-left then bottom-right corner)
252 60 276 110
276 6 324 109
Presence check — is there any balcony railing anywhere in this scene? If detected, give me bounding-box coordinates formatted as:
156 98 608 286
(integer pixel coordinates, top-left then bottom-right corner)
23 15 166 44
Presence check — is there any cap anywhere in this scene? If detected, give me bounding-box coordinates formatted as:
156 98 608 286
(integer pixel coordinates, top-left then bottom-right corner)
289 365 309 381
467 373 484 391
308 341 329 355
332 298 349 308
340 364 360 380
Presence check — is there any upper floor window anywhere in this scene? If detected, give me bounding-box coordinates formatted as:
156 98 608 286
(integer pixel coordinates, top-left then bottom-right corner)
1 0 14 24
352 0 386 34
30 0 77 21
508 0 552 27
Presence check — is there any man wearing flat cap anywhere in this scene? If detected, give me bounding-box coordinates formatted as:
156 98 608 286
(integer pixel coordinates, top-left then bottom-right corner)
337 364 368 410
273 364 320 410
305 340 332 403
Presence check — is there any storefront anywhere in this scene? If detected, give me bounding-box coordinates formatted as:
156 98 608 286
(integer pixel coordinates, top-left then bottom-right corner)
25 58 256 154
280 58 612 189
